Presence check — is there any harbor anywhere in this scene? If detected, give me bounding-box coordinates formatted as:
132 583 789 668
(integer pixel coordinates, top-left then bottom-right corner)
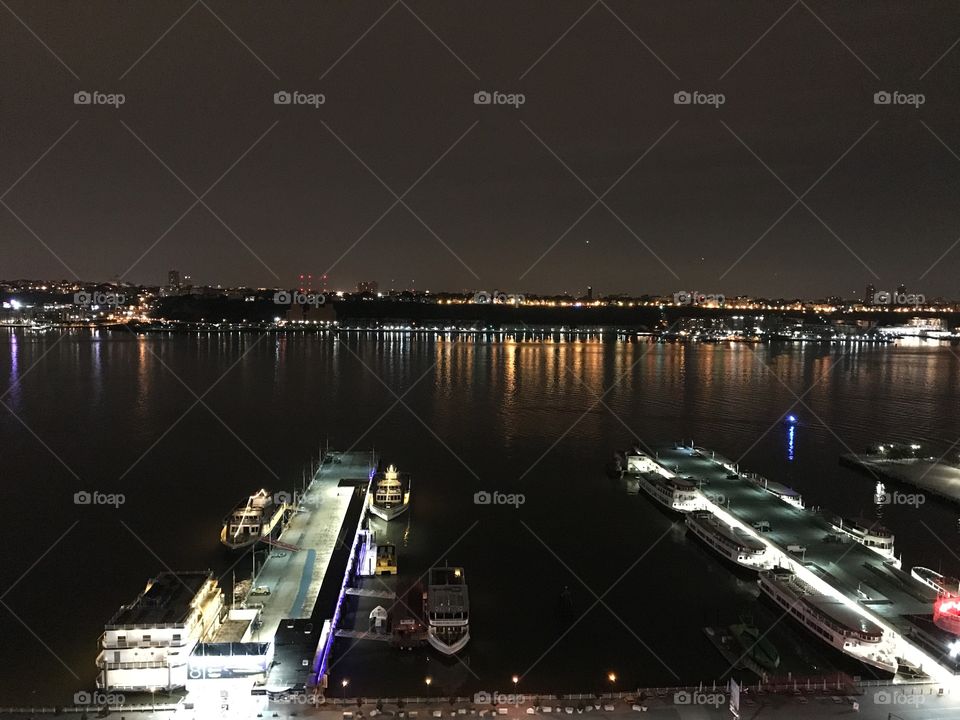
619 443 960 685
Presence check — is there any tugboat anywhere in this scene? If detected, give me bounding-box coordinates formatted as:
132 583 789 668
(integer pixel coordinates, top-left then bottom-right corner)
220 489 287 549
369 465 411 521
424 566 470 655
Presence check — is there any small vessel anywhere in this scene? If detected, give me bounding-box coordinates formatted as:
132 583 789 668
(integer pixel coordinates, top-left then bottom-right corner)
911 566 960 596
729 620 780 673
895 656 930 680
637 472 701 513
685 511 770 570
424 566 470 656
934 595 960 636
369 465 411 521
220 489 287 549
742 472 804 509
758 567 897 675
830 516 899 567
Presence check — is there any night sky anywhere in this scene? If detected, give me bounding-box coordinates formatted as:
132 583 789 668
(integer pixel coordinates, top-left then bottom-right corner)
2 1 960 298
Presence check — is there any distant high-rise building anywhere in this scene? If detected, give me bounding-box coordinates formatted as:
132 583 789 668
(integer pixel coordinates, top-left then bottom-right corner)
357 281 379 294
586 285 593 300
865 283 876 304
897 283 907 295
168 270 181 289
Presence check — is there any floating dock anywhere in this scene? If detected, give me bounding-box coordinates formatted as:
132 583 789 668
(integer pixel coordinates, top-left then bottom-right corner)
640 444 960 681
840 452 960 505
239 450 377 695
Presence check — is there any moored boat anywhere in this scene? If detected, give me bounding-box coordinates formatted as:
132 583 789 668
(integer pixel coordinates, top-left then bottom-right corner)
369 464 411 521
685 511 770 570
424 566 470 656
220 489 287 549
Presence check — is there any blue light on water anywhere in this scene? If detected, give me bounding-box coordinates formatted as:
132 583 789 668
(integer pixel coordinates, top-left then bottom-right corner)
786 424 795 462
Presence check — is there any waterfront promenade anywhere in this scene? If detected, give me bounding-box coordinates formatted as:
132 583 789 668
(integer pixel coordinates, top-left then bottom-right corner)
4 683 957 719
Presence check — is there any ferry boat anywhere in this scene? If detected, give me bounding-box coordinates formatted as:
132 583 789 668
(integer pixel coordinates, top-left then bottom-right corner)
424 566 470 656
220 489 287 549
369 465 411 521
830 516 899 567
758 567 897 675
637 472 701 513
911 566 960 596
685 511 770 570
742 472 804 509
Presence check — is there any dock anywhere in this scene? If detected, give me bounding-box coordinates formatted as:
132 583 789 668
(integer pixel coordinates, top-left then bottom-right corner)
841 452 960 505
642 444 960 681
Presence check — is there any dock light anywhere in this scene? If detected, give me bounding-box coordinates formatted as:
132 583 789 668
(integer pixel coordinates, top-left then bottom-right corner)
785 414 798 425
950 639 960 658
512 675 519 686
607 672 617 684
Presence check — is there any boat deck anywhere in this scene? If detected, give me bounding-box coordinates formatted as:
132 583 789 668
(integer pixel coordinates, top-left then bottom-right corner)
248 451 376 642
653 447 936 629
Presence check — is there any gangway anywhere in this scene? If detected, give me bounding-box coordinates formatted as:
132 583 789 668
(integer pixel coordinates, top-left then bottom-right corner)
263 536 302 552
344 587 396 599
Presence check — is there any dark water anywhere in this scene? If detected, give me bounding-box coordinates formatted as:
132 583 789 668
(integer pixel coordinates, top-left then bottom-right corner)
1 329 959 704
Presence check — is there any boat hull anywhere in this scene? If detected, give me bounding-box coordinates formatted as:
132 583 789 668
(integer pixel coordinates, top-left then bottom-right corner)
370 502 409 522
427 627 470 656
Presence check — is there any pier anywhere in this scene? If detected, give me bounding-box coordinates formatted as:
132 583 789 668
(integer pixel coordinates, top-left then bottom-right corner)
841 451 960 505
642 443 960 683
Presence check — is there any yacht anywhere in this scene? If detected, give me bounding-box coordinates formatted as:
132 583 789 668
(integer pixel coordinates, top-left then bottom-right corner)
424 566 470 655
369 465 411 521
685 511 770 570
830 516 899 567
758 567 897 675
911 566 960 596
220 489 287 549
637 472 701 513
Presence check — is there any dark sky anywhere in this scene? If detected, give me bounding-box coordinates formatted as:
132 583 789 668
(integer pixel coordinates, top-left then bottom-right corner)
2 1 960 298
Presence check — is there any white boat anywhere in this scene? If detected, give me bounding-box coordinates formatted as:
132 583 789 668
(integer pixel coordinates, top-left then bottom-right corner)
220 489 287 549
637 472 701 513
424 566 470 655
369 465 411 521
758 567 897 675
831 517 899 567
742 472 804 509
685 511 770 570
911 566 960 596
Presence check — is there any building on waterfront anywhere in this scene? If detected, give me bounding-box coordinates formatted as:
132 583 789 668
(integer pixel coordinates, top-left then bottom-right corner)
865 283 876 304
97 571 224 692
168 270 181 290
357 280 379 294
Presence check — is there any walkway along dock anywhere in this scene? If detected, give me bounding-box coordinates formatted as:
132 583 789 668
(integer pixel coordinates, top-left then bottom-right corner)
629 443 960 686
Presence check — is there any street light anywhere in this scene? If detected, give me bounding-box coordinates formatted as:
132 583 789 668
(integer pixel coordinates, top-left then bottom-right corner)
342 678 349 702
607 672 617 684
425 676 432 700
